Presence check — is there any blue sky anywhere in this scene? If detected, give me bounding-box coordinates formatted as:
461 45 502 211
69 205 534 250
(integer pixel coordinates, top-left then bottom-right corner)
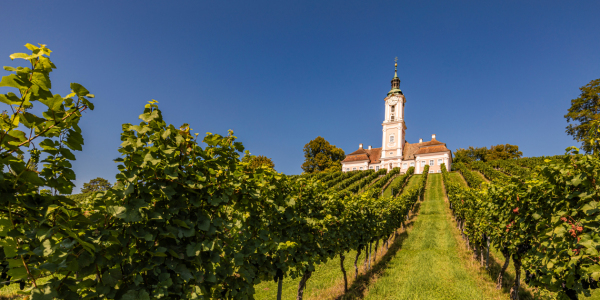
0 1 598 191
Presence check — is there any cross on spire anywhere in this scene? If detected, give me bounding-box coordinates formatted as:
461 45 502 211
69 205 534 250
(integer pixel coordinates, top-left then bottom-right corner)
388 57 401 95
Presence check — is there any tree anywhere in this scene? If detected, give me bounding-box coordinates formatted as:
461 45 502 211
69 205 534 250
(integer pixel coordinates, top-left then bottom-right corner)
454 146 488 163
301 136 345 173
241 153 275 170
565 78 600 154
486 144 522 161
454 144 521 163
81 177 112 193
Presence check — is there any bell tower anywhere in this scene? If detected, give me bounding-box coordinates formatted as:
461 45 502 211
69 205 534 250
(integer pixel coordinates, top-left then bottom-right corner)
380 59 407 163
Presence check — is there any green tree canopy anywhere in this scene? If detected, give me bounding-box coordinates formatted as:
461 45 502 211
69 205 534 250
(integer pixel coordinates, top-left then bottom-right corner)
486 144 523 161
454 144 522 163
241 154 275 170
81 177 112 193
565 78 600 154
301 136 345 173
454 146 488 163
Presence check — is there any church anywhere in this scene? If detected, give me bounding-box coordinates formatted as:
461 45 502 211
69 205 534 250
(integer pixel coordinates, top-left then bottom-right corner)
341 63 453 175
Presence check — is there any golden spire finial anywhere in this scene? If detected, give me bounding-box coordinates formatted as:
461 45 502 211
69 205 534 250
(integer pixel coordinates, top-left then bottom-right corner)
394 57 398 77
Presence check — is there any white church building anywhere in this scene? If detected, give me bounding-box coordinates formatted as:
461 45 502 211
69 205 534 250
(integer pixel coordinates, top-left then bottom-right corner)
341 63 452 174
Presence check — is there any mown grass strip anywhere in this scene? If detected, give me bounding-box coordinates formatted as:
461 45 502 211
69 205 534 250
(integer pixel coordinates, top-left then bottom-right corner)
361 174 492 300
398 174 421 196
448 171 468 187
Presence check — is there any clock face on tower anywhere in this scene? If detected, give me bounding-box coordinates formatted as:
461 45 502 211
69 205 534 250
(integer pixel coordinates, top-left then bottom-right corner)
387 96 400 106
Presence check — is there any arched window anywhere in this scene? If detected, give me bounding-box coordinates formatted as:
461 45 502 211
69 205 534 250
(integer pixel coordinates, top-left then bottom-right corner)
389 134 395 143
390 105 396 121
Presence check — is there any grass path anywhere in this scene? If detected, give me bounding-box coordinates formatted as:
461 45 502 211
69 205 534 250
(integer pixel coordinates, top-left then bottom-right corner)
448 171 467 187
360 174 503 300
398 175 421 196
381 175 401 198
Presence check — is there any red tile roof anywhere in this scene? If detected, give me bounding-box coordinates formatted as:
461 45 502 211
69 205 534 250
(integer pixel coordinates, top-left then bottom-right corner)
404 138 450 159
344 138 451 163
342 147 382 163
414 145 450 155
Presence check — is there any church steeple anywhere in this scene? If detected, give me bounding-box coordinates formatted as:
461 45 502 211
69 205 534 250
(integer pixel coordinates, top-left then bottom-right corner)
388 58 402 95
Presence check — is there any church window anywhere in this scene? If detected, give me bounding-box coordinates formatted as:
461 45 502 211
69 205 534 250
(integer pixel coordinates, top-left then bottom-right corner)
390 105 396 121
410 162 414 167
422 161 426 166
438 159 442 164
369 166 373 169
430 160 434 165
376 166 379 171
403 163 407 168
389 135 395 143
359 167 363 170
353 167 356 171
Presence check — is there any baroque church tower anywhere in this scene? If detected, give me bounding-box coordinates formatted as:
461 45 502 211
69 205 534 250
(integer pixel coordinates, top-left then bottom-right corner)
340 60 452 174
380 61 407 169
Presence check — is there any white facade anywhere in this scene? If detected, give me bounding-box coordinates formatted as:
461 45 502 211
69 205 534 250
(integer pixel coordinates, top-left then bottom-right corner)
341 64 452 174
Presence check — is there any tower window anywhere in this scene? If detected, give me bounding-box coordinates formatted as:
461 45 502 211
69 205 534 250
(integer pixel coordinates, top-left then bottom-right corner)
390 105 396 121
389 135 395 143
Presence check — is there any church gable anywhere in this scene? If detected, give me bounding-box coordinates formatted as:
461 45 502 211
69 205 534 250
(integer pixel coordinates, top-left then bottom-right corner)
342 147 382 164
340 60 452 174
403 137 450 160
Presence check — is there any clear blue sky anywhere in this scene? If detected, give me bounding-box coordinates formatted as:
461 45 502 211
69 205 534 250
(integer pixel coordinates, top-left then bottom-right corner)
1 1 598 191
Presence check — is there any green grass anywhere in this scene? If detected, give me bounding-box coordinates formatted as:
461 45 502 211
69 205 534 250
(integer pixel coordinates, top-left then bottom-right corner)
253 237 394 299
472 170 489 183
448 171 468 187
361 174 492 300
381 175 401 198
398 175 421 196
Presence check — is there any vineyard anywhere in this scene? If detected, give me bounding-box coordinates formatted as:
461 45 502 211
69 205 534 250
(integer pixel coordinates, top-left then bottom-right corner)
1 44 600 300
0 43 437 300
444 152 600 300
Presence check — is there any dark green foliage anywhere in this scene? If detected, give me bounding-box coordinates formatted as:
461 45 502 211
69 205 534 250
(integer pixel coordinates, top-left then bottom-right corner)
301 137 345 173
469 161 509 182
454 144 522 163
453 162 485 188
363 167 401 198
454 146 488 163
486 144 523 161
81 177 112 193
565 78 600 153
487 159 530 177
389 167 415 197
241 153 275 169
443 148 600 299
340 169 386 195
